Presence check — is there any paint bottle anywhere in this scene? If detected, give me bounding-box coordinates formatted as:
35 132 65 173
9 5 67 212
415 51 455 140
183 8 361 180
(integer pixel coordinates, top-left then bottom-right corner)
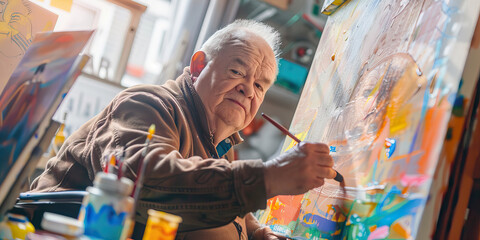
78 172 134 240
142 209 182 240
0 213 35 240
26 212 86 240
49 112 67 157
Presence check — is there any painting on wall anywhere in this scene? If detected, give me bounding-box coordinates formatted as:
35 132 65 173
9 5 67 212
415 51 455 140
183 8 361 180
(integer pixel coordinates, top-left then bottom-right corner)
0 30 93 204
256 0 480 239
0 0 58 92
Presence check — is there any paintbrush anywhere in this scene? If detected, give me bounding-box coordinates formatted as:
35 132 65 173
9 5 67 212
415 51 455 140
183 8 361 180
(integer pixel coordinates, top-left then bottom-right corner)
108 154 117 174
131 124 156 199
103 155 109 173
117 146 126 180
261 113 345 188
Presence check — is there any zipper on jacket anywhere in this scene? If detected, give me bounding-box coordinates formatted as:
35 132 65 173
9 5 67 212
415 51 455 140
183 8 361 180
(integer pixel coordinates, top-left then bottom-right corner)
233 221 243 240
209 131 214 145
208 131 220 159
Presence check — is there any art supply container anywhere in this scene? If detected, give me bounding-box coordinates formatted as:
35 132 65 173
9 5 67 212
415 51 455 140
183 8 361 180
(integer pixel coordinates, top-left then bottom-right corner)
0 213 35 240
142 209 182 240
26 212 86 240
78 172 134 240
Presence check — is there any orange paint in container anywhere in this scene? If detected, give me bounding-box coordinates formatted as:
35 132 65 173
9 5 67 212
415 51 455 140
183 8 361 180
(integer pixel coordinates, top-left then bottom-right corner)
142 209 182 240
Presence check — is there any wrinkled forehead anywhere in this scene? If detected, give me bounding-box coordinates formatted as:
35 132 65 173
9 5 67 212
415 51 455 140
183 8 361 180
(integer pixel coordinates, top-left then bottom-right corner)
221 31 277 77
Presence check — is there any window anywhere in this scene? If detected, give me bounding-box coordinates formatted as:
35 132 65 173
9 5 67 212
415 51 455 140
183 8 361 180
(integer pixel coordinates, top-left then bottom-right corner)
122 7 170 86
30 0 172 86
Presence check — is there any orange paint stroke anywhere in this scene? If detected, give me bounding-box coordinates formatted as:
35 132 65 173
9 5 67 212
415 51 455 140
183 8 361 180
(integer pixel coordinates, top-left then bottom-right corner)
385 150 423 162
391 222 410 238
414 102 449 174
263 195 304 226
328 139 348 146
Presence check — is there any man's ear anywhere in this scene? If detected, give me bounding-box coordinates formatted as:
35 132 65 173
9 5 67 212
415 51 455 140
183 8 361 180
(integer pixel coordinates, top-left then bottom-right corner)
190 51 207 79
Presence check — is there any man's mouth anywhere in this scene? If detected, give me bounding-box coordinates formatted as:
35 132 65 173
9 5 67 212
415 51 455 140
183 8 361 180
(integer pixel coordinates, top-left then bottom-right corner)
228 99 246 112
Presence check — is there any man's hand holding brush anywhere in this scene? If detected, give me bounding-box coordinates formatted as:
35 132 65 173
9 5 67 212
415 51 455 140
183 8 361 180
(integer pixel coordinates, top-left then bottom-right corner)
261 113 345 199
263 141 337 198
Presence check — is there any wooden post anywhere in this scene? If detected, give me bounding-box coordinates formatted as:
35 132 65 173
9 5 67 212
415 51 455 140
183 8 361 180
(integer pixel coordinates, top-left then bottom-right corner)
106 0 147 84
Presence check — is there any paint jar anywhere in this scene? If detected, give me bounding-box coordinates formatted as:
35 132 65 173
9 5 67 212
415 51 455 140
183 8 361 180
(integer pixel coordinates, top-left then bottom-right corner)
142 209 182 240
26 212 87 240
0 213 35 240
78 172 134 240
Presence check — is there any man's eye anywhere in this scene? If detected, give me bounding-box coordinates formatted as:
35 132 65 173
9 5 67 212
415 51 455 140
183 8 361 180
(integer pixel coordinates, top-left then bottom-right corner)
255 83 263 91
231 70 242 75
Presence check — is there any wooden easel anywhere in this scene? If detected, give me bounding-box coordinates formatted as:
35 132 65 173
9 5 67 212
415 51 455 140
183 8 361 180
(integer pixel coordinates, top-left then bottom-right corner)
435 77 480 240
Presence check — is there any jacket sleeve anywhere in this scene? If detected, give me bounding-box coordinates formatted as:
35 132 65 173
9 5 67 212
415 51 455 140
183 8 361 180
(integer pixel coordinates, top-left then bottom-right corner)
98 88 267 232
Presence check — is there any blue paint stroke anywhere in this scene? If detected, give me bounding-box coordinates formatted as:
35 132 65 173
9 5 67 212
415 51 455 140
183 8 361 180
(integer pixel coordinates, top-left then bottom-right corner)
385 138 396 158
342 186 424 239
302 213 338 232
83 203 129 240
408 2 458 170
291 186 424 239
330 146 337 152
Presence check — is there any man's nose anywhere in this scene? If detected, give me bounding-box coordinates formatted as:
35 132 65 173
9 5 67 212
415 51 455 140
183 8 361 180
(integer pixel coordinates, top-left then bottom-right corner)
236 83 254 99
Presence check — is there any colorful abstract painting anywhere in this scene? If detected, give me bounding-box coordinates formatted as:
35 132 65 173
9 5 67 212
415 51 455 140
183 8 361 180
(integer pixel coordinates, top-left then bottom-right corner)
256 0 480 239
0 31 92 204
0 0 58 92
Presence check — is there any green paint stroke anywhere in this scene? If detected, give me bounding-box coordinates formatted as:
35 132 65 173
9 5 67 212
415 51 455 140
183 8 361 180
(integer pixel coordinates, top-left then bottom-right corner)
285 186 424 239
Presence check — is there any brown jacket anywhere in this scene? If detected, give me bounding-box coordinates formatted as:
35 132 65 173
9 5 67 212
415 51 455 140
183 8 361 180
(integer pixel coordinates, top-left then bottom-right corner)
31 68 267 239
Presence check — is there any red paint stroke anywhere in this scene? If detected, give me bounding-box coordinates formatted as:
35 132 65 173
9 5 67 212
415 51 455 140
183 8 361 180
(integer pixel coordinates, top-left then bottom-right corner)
400 174 429 187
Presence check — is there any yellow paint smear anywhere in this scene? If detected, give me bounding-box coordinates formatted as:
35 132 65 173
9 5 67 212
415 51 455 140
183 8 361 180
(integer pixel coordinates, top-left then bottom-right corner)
285 131 308 151
42 21 55 32
386 63 427 135
51 0 73 12
367 66 387 99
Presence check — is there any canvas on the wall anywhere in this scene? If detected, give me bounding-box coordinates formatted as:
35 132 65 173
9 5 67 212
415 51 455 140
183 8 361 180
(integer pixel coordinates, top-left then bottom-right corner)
0 30 93 204
0 0 58 92
256 0 480 239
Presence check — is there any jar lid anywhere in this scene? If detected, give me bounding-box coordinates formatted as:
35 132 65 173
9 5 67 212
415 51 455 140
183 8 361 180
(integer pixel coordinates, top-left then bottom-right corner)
147 209 182 223
7 213 29 223
93 172 134 196
41 212 83 236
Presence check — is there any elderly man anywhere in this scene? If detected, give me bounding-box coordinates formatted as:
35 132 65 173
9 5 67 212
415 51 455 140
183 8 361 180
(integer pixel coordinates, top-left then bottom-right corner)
31 20 336 239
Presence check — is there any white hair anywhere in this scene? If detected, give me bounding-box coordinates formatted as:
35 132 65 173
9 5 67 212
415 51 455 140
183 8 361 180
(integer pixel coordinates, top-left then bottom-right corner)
200 19 281 63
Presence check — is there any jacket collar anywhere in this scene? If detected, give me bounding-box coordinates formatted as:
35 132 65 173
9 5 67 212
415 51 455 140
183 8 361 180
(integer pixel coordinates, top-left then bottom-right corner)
177 67 244 147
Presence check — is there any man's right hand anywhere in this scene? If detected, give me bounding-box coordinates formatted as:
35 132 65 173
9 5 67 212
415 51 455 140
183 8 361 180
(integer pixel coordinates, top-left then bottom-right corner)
263 141 336 198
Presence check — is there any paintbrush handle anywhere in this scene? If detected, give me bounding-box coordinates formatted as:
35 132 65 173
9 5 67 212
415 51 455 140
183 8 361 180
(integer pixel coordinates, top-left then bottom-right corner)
334 170 344 182
261 113 301 142
262 113 345 184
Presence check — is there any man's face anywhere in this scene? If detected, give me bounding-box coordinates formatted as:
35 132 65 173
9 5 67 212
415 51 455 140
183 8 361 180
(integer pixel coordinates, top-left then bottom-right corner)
194 31 277 133
0 0 7 17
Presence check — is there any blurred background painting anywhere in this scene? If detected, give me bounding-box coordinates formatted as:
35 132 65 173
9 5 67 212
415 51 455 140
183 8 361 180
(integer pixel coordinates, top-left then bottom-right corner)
0 30 92 204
